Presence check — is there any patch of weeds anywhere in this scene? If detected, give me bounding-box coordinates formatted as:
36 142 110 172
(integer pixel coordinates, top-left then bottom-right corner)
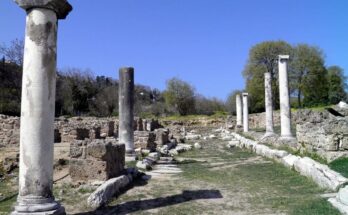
126 160 137 168
289 198 341 215
329 157 348 178
236 132 256 141
0 177 17 214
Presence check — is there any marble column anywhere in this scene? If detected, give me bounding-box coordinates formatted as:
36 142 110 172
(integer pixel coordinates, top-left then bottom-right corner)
264 72 275 136
278 55 293 139
13 1 72 214
236 94 243 126
242 93 249 132
119 67 135 154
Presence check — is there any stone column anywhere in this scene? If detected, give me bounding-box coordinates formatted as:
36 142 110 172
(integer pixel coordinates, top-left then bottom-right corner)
119 67 135 154
236 94 243 126
13 1 72 215
278 55 293 139
264 72 274 136
242 93 249 132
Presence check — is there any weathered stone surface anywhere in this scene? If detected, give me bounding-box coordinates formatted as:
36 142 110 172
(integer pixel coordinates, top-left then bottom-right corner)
69 139 125 182
87 175 130 209
15 0 72 19
293 157 348 191
134 131 156 151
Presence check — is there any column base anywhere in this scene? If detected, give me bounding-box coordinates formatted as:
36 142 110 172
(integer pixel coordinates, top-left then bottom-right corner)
12 198 65 215
279 135 295 141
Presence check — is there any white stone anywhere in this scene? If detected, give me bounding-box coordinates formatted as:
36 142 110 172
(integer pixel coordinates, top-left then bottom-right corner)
87 175 130 209
194 142 202 149
236 94 243 126
278 55 293 139
338 101 348 109
242 93 249 132
264 72 274 136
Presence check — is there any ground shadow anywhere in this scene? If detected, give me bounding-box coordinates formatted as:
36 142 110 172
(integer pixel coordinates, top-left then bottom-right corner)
75 189 222 215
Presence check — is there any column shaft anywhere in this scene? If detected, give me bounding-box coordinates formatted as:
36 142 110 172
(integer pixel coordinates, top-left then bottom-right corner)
15 8 64 214
264 72 274 135
236 94 242 126
242 93 249 132
278 55 293 138
119 67 135 154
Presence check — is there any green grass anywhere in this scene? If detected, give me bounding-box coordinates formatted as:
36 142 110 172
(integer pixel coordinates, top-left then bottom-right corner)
178 146 339 215
0 177 17 214
329 157 348 178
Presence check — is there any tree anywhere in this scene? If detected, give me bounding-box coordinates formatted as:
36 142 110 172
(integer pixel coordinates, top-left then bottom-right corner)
225 90 243 115
195 94 226 115
302 64 328 107
0 39 24 115
163 78 195 115
243 41 292 113
290 44 326 107
0 39 24 66
327 66 347 104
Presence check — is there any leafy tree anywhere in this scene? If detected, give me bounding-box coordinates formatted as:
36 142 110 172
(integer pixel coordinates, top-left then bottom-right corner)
195 94 226 115
225 90 243 115
290 44 325 107
163 78 195 115
327 66 347 104
302 64 328 107
243 41 292 113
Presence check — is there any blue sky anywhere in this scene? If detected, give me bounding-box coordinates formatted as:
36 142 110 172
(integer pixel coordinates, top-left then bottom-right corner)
1 0 347 100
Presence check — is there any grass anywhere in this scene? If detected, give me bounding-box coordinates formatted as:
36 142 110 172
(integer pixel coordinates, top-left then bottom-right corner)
178 145 339 215
104 140 340 215
0 176 17 214
329 157 348 178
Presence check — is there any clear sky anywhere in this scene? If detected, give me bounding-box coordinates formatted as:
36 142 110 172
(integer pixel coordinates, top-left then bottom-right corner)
1 0 347 100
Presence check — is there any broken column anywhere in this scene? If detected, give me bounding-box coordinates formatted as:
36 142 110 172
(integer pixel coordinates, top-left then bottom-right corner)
236 94 243 127
119 67 135 154
13 1 72 214
278 55 293 139
242 93 249 132
264 72 274 137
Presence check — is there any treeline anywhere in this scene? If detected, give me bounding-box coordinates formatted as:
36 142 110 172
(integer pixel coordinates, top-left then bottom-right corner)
237 41 347 113
0 39 226 117
1 39 346 117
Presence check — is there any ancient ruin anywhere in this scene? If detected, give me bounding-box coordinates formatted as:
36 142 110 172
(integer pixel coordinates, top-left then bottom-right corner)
264 72 274 137
12 0 72 214
278 55 293 140
1 1 347 215
119 67 135 155
242 93 249 132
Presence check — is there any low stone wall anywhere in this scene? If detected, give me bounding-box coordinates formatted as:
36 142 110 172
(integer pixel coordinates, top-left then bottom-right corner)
0 115 162 146
228 132 348 191
0 115 20 146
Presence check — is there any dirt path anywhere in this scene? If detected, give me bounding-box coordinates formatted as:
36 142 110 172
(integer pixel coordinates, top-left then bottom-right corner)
72 139 339 215
0 138 341 215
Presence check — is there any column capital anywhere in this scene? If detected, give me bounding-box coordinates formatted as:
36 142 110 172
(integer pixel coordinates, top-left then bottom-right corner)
242 92 248 97
279 55 290 61
14 0 72 19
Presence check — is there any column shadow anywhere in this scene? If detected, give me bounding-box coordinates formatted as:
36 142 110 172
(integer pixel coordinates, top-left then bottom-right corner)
74 189 222 215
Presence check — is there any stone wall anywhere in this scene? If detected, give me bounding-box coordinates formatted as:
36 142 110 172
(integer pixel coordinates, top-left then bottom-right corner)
0 115 20 146
69 139 125 182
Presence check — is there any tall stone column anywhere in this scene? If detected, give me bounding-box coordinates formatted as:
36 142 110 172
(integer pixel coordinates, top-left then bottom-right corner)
119 67 135 154
242 93 249 132
264 72 274 137
13 1 72 215
236 94 243 127
278 55 293 139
